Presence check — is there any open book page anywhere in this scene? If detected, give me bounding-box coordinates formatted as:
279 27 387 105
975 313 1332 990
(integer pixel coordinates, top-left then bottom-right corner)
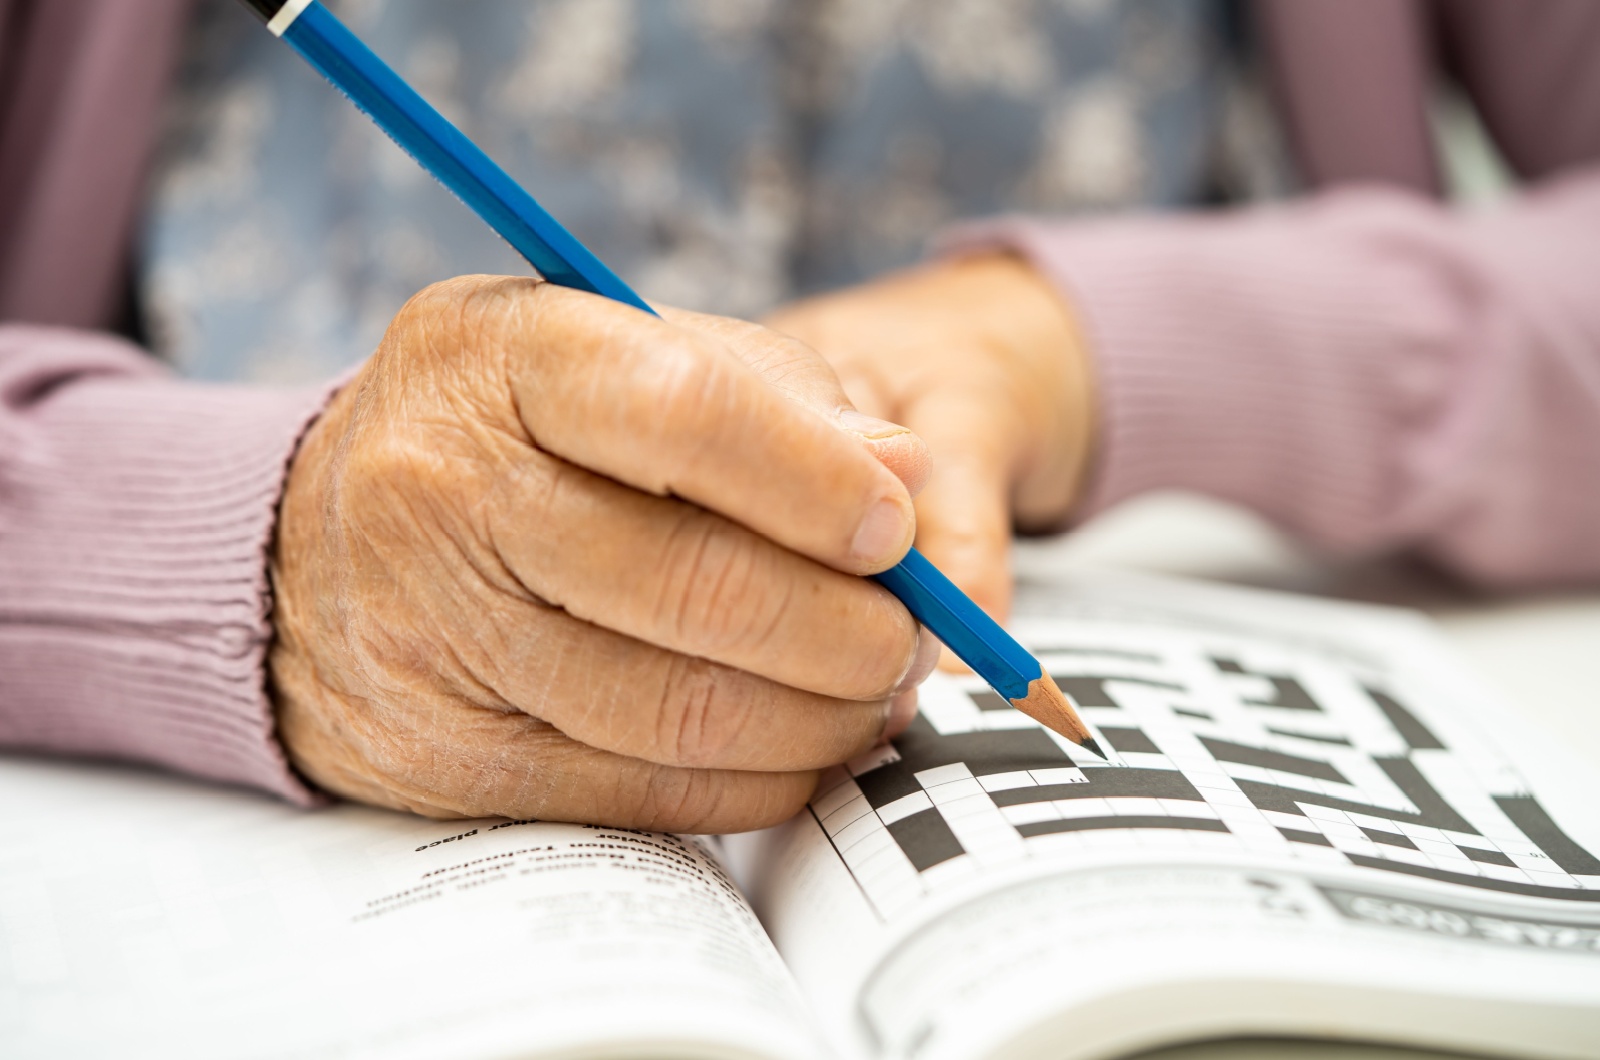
0 756 825 1060
728 573 1600 1060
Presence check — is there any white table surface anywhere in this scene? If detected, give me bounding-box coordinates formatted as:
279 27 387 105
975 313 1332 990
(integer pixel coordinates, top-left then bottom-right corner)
1024 493 1600 1060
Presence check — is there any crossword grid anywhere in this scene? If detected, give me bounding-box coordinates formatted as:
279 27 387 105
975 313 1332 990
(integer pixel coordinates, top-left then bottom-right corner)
812 633 1600 921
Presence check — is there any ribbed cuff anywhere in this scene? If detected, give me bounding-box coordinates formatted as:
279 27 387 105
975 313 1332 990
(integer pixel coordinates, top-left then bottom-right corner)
0 326 341 804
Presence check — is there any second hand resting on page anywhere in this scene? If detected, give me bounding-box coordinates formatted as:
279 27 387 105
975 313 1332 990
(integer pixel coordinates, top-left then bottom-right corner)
768 254 1096 654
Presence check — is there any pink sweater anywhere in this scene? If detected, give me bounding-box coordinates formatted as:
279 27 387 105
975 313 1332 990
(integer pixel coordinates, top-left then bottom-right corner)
2 0 1599 802
949 173 1600 587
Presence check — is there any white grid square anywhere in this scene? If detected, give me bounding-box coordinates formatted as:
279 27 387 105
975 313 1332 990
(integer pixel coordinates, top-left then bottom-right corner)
812 777 861 821
939 792 997 821
1262 810 1311 830
821 792 872 835
1162 799 1220 819
1029 767 1088 786
920 856 978 887
916 763 974 788
834 812 883 851
1055 798 1113 819
980 771 1037 792
1479 863 1534 884
875 790 933 827
1002 803 1062 827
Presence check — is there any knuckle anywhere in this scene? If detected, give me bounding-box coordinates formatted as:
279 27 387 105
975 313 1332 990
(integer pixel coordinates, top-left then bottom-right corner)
647 345 726 426
631 348 737 480
389 278 476 353
650 654 752 768
353 428 440 489
384 276 526 392
692 772 812 833
389 281 448 334
342 434 463 549
401 277 463 315
654 513 782 657
632 764 721 832
632 768 813 834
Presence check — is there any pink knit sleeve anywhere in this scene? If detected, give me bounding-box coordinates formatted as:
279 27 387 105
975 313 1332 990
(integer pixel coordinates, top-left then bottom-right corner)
941 167 1600 588
0 325 335 802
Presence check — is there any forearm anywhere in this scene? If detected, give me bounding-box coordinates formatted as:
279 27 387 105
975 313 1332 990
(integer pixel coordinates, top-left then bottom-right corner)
0 325 331 801
946 167 1600 587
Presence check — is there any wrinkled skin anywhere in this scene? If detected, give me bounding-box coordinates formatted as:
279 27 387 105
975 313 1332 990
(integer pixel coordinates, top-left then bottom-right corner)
270 276 942 832
766 254 1096 638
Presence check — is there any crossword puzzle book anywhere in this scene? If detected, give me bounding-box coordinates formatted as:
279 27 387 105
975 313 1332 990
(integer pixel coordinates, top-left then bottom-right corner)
5 574 1599 1059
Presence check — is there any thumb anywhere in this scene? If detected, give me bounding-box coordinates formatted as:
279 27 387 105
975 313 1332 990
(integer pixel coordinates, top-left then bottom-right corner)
836 408 933 500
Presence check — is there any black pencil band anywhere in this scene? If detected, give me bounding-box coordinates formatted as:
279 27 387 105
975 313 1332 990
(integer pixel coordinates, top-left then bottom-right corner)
239 0 312 35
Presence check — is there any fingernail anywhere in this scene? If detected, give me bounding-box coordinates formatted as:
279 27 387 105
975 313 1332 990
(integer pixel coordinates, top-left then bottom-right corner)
851 498 910 565
838 408 911 440
894 625 941 694
885 689 919 740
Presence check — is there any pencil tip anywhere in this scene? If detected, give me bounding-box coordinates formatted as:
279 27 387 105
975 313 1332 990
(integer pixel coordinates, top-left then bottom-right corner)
1010 672 1102 753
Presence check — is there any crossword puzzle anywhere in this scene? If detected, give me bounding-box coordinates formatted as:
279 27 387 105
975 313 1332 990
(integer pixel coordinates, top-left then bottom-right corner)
811 624 1600 921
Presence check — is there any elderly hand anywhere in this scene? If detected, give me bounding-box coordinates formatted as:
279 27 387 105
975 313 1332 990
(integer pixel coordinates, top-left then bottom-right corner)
765 254 1096 630
269 276 940 831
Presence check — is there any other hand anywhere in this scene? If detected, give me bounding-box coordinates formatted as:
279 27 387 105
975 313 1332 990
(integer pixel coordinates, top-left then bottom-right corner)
765 254 1095 632
270 276 940 831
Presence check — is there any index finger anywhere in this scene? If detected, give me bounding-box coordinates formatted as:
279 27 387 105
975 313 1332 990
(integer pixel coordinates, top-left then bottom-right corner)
898 384 1024 625
505 282 917 575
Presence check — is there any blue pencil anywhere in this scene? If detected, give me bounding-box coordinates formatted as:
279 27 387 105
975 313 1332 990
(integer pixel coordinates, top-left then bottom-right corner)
240 0 1104 759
